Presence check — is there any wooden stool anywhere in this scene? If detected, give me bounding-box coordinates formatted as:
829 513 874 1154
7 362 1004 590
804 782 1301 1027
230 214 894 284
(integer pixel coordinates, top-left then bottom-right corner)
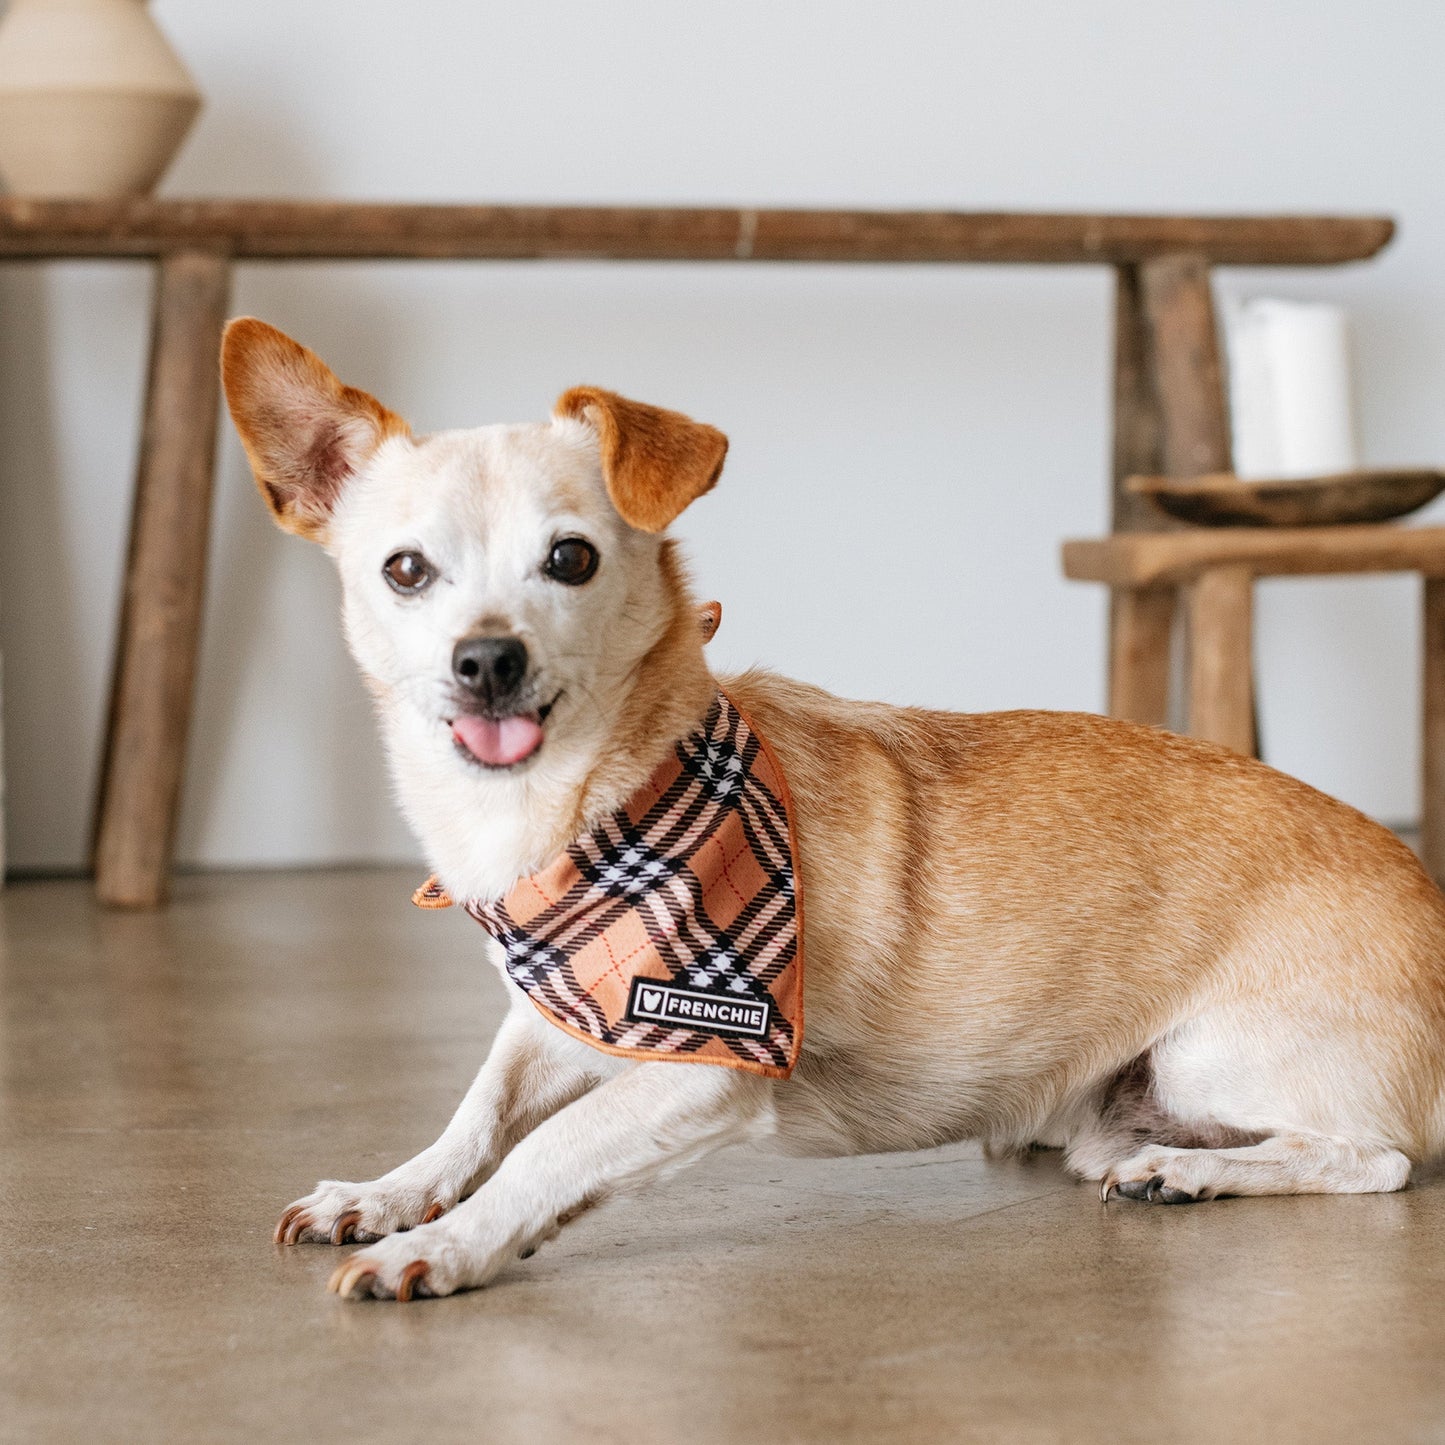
1062 523 1445 885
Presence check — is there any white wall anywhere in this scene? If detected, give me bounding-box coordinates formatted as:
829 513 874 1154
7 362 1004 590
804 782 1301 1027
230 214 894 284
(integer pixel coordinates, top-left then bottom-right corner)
2 0 1444 871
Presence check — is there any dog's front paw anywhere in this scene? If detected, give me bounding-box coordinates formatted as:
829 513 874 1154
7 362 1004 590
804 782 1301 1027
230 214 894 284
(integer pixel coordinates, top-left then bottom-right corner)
274 1178 450 1246
327 1219 514 1301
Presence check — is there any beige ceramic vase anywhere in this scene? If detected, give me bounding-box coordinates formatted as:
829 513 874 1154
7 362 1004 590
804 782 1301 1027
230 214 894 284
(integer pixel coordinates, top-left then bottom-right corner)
0 0 201 197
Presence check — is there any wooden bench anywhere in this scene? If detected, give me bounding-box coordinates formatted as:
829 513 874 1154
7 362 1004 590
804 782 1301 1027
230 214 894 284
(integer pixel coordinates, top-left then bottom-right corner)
0 199 1394 905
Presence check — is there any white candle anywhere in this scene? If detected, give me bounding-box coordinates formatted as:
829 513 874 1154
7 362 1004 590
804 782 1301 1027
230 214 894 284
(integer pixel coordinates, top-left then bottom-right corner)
1224 298 1360 480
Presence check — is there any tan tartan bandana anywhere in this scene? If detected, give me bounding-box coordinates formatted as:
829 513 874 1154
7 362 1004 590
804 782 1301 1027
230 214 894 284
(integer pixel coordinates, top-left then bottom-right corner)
412 690 804 1078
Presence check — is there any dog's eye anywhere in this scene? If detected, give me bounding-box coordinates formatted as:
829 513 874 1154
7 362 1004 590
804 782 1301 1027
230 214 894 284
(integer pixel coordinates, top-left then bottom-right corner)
383 551 434 594
544 537 599 586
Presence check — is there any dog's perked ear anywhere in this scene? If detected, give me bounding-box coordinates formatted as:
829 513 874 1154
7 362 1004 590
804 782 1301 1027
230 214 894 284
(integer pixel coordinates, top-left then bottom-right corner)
554 386 728 533
220 318 410 542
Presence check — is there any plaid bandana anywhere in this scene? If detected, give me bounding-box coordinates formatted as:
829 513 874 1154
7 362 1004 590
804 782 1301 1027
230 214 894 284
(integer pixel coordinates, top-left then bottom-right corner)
413 690 804 1078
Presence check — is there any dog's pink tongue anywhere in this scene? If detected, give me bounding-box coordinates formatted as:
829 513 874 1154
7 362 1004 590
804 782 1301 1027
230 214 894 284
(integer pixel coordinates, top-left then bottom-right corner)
452 713 544 767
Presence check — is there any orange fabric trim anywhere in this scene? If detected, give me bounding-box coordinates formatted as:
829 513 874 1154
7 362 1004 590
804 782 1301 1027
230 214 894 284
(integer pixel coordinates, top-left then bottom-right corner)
411 876 454 909
518 995 796 1079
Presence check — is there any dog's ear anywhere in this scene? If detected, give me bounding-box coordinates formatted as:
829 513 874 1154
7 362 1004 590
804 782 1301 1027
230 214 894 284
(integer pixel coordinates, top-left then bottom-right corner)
220 318 409 542
554 386 727 533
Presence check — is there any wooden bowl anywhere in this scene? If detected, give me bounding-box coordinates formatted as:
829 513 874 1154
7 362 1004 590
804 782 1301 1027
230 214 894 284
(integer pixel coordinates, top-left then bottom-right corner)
1127 469 1445 528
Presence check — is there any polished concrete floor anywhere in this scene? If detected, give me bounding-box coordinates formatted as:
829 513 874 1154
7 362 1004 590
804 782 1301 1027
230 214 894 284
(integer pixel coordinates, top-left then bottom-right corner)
2 868 1443 1444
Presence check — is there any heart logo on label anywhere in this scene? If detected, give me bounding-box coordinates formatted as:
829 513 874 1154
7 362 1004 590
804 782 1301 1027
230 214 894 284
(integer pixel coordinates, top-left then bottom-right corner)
640 988 664 1011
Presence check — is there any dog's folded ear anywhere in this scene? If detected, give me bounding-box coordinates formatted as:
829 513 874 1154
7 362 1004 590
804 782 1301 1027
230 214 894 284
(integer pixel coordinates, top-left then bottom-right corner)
554 386 727 533
221 318 409 542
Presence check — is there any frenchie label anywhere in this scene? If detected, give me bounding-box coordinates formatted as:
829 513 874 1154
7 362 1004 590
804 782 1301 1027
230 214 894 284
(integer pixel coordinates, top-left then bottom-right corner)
625 978 773 1039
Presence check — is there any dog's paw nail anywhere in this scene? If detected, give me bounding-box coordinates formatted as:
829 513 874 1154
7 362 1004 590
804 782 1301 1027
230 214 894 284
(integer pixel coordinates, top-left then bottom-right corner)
1154 1185 1197 1205
1144 1174 1167 1202
277 1206 312 1245
1100 1175 1117 1203
395 1260 430 1302
329 1262 379 1299
421 1202 445 1224
330 1210 362 1246
1112 1177 1155 1201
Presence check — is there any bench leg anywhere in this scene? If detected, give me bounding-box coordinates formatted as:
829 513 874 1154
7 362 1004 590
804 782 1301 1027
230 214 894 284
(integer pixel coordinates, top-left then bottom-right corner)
1108 585 1175 726
94 249 233 908
1423 578 1445 887
1137 253 1233 478
1187 565 1255 756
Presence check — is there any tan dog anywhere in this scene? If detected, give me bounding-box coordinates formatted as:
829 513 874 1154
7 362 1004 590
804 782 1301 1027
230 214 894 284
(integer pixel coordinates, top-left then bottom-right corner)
222 318 1445 1301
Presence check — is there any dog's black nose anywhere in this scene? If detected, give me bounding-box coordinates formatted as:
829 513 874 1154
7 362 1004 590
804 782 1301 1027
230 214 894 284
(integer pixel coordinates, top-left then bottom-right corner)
452 636 528 703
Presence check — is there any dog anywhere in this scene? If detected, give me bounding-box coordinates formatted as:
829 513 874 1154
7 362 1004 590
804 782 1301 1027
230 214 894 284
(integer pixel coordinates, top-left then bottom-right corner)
221 317 1445 1301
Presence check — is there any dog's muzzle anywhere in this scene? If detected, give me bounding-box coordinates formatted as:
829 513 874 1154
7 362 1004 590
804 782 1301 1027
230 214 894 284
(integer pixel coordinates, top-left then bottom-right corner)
448 634 549 768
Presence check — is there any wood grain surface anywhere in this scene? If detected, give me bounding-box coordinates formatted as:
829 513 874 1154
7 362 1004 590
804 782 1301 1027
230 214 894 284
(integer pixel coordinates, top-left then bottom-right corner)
0 199 1395 265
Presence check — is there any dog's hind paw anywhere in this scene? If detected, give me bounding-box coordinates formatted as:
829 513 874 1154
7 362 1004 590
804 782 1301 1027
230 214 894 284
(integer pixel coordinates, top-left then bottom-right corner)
1101 1171 1199 1204
1099 1146 1223 1205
